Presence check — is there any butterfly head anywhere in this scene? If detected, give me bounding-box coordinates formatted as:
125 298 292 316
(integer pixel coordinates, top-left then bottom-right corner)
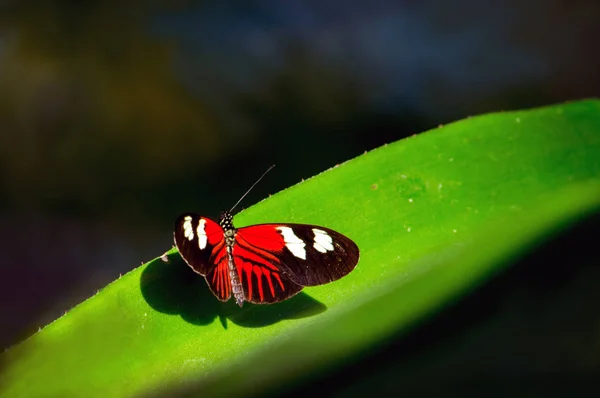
219 211 235 231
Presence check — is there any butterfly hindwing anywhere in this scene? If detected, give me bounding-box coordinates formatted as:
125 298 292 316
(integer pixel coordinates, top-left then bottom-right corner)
205 257 232 301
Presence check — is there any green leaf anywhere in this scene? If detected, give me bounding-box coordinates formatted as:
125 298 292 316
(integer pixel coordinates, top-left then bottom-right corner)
2 99 600 398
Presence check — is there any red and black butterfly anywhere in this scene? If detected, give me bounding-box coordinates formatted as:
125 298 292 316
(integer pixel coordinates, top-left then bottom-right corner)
173 167 359 306
174 211 359 306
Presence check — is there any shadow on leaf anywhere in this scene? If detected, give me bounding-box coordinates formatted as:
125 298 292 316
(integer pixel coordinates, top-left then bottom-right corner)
140 252 326 328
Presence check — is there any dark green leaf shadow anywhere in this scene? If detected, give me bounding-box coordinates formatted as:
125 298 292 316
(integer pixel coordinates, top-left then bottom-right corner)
140 254 327 328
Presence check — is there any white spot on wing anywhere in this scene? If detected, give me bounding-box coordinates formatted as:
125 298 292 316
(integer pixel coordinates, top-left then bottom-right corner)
197 219 208 249
277 227 306 259
312 228 334 253
183 216 194 241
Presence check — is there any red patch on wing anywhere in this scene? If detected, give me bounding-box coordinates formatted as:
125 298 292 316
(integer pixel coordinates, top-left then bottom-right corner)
233 226 290 302
236 225 285 252
204 219 226 246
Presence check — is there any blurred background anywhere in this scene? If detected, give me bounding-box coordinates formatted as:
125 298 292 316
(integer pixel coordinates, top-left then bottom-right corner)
0 0 599 350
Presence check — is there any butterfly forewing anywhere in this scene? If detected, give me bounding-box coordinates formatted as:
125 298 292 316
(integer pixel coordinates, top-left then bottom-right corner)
236 224 359 286
173 214 225 276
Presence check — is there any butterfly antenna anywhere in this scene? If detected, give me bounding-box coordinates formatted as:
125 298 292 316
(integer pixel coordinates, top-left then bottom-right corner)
229 165 275 213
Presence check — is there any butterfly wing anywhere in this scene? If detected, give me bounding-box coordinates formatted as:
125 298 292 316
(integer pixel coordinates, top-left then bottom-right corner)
235 224 359 303
174 213 232 301
204 257 233 301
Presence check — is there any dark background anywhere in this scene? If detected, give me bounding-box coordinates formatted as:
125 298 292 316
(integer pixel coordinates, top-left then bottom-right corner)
1 0 599 351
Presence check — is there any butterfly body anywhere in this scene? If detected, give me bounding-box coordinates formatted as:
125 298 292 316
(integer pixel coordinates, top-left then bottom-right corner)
174 211 359 306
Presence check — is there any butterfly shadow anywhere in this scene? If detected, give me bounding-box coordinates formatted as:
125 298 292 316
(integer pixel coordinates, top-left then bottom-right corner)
140 253 327 329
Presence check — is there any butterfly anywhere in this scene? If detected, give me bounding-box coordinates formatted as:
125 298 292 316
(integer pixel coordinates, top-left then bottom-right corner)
173 210 359 306
173 166 359 306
